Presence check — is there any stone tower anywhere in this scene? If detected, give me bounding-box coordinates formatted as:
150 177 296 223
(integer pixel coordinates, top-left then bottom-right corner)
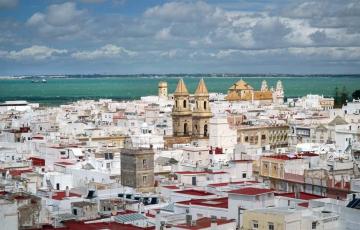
261 80 268 91
121 148 155 193
158 81 168 98
274 80 284 104
192 78 212 138
172 79 192 136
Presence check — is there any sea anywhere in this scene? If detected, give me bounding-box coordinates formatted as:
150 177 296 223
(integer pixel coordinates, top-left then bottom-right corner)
0 74 359 106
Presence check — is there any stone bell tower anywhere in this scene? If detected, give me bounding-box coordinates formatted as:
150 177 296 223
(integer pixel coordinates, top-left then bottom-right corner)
158 81 168 99
172 79 192 136
192 78 212 138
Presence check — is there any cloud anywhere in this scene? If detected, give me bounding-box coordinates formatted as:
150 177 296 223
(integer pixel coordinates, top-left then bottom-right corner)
0 0 17 9
26 2 87 38
71 44 136 60
80 0 106 3
0 45 67 60
1 0 360 74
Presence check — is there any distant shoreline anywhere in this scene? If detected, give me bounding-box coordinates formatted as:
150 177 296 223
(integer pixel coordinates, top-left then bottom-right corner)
1 74 360 80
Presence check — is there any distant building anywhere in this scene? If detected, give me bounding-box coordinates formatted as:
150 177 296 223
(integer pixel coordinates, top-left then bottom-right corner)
236 125 289 150
121 148 155 193
158 81 168 99
172 78 213 138
225 79 284 104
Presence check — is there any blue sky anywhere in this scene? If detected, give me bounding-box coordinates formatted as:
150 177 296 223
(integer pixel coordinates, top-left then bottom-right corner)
0 0 360 75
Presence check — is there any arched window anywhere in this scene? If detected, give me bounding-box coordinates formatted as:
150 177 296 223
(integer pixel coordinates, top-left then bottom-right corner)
184 123 188 135
204 124 208 136
183 100 187 108
204 101 207 110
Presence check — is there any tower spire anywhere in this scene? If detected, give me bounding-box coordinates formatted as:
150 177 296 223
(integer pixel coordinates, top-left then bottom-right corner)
195 78 209 96
174 78 189 96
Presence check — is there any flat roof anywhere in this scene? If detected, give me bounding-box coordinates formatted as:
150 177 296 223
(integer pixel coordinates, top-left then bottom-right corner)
228 187 273 196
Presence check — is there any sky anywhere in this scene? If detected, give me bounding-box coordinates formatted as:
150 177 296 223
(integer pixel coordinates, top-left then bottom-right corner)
0 0 360 75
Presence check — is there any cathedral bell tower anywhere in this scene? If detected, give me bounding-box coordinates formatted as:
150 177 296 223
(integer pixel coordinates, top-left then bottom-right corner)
192 78 212 138
172 79 192 136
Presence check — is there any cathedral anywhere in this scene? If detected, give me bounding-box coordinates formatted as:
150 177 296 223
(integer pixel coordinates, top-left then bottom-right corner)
171 78 213 138
225 79 284 104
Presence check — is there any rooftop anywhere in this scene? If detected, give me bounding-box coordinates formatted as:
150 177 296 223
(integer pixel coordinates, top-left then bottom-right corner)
175 189 215 197
228 187 273 196
176 197 228 209
174 217 234 229
275 192 325 200
51 191 81 200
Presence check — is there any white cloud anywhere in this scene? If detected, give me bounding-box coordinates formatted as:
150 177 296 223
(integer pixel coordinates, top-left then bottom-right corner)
155 27 172 40
0 0 17 9
0 45 67 60
288 47 360 60
71 44 136 60
80 0 105 3
26 2 87 38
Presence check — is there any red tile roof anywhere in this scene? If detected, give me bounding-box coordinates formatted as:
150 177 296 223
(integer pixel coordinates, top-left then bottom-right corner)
36 220 156 230
54 161 75 166
208 171 227 174
208 181 258 187
51 191 81 200
175 171 207 175
275 192 325 200
176 197 228 209
29 157 45 166
298 202 309 208
263 152 319 161
174 217 234 229
228 187 273 196
8 168 33 176
176 189 215 196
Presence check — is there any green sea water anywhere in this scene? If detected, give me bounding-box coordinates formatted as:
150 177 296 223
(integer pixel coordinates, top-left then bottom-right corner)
0 75 359 105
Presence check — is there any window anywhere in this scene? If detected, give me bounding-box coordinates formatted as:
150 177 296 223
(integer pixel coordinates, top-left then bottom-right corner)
175 100 178 108
143 175 147 184
268 222 274 230
184 123 188 135
312 222 317 229
262 134 266 140
245 136 249 142
204 101 207 110
73 209 77 215
242 173 247 178
106 163 111 169
252 220 259 229
183 100 187 108
143 159 147 168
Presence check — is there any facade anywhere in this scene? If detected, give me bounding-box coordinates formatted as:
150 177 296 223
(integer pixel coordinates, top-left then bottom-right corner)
225 79 284 104
236 125 289 150
121 148 155 192
172 79 213 138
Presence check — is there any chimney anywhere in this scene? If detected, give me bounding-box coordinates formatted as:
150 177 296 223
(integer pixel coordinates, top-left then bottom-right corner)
191 220 196 227
65 186 70 197
210 216 217 230
186 209 192 226
160 221 165 230
155 210 161 230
